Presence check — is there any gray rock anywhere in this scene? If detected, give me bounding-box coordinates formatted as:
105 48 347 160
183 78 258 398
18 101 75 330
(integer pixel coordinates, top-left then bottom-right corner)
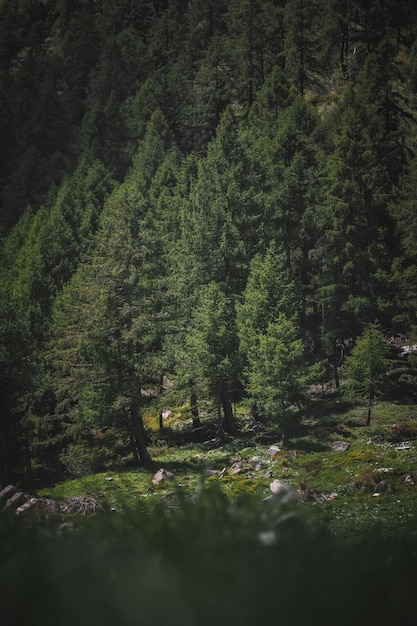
152 468 175 485
249 456 263 470
264 480 296 504
0 484 17 504
373 480 388 495
16 498 39 516
230 462 243 475
404 473 415 486
267 445 281 458
328 441 350 452
5 491 26 509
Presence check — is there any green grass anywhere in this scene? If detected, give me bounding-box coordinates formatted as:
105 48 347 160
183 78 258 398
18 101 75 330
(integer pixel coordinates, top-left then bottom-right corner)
3 396 417 625
36 396 417 537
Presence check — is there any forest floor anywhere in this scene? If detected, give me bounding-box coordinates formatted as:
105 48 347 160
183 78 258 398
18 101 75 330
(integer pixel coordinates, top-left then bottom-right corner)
3 390 417 626
38 390 417 539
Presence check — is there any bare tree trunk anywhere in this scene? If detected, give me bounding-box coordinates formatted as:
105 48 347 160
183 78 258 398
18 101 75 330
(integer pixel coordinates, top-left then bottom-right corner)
216 396 226 440
191 391 202 429
366 380 372 426
158 373 164 431
220 389 237 436
130 402 152 466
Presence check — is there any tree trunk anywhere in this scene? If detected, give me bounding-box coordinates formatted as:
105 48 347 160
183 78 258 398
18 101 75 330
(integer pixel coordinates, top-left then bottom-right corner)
216 396 226 440
130 402 152 466
158 373 164 431
191 392 202 429
220 389 237 436
366 381 372 426
333 363 340 390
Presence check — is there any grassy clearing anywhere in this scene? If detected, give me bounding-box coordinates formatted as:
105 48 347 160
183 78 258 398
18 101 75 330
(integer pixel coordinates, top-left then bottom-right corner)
3 395 417 626
37 396 417 536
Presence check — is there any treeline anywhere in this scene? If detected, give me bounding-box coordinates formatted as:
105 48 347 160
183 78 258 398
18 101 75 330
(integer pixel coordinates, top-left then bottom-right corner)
1 0 417 482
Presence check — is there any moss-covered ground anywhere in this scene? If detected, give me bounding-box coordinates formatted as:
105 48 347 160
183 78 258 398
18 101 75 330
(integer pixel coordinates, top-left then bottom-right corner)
2 393 417 626
38 394 417 537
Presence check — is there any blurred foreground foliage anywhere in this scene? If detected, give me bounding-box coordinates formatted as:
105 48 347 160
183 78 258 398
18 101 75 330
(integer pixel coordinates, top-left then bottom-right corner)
1 485 416 626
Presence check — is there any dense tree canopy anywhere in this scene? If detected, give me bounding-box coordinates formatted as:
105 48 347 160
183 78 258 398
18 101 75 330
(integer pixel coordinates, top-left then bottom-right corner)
1 0 417 482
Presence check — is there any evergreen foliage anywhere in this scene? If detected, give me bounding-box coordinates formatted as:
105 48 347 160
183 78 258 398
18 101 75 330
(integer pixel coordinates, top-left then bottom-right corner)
0 0 417 481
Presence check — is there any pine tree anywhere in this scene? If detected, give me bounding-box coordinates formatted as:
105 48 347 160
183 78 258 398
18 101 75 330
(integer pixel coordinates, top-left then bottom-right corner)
344 322 391 425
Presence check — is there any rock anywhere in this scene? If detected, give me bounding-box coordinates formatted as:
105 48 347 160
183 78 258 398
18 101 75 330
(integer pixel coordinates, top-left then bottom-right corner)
264 480 296 504
104 476 114 481
0 484 17 505
267 445 281 458
5 491 26 509
404 473 415 486
230 462 243 475
373 480 388 495
152 468 175 485
376 467 393 473
16 498 39 516
328 441 350 452
396 442 412 451
249 456 263 470
206 469 222 477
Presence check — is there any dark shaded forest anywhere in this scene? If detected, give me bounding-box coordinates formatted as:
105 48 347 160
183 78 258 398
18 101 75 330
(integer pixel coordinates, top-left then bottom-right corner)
1 0 417 484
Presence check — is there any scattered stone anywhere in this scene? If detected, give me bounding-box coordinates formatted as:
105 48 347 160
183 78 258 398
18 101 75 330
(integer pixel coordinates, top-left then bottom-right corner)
230 462 243 475
16 497 39 516
373 480 388 495
328 441 350 452
404 473 415 486
262 470 273 479
104 476 114 481
267 445 281 458
376 467 393 474
0 484 17 504
369 434 384 444
264 480 296 504
205 469 222 477
249 456 263 470
152 468 175 485
396 442 412 451
5 491 26 509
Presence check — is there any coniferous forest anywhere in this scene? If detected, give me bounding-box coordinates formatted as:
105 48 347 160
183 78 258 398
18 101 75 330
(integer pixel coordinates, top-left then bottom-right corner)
3 2 417 625
1 0 417 485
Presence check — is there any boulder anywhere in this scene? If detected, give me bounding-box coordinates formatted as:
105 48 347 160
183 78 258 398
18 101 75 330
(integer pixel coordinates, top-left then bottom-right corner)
264 480 296 504
230 462 244 475
152 468 175 485
267 445 281 458
249 456 263 471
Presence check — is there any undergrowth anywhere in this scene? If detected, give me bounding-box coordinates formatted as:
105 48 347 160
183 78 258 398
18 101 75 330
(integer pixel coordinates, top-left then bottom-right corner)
2 396 417 625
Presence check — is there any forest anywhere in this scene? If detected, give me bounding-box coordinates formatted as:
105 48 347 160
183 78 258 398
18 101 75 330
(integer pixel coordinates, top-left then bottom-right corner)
2 2 417 624
1 0 417 485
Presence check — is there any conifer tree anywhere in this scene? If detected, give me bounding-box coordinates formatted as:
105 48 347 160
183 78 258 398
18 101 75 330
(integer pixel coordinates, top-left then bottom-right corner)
344 323 390 425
